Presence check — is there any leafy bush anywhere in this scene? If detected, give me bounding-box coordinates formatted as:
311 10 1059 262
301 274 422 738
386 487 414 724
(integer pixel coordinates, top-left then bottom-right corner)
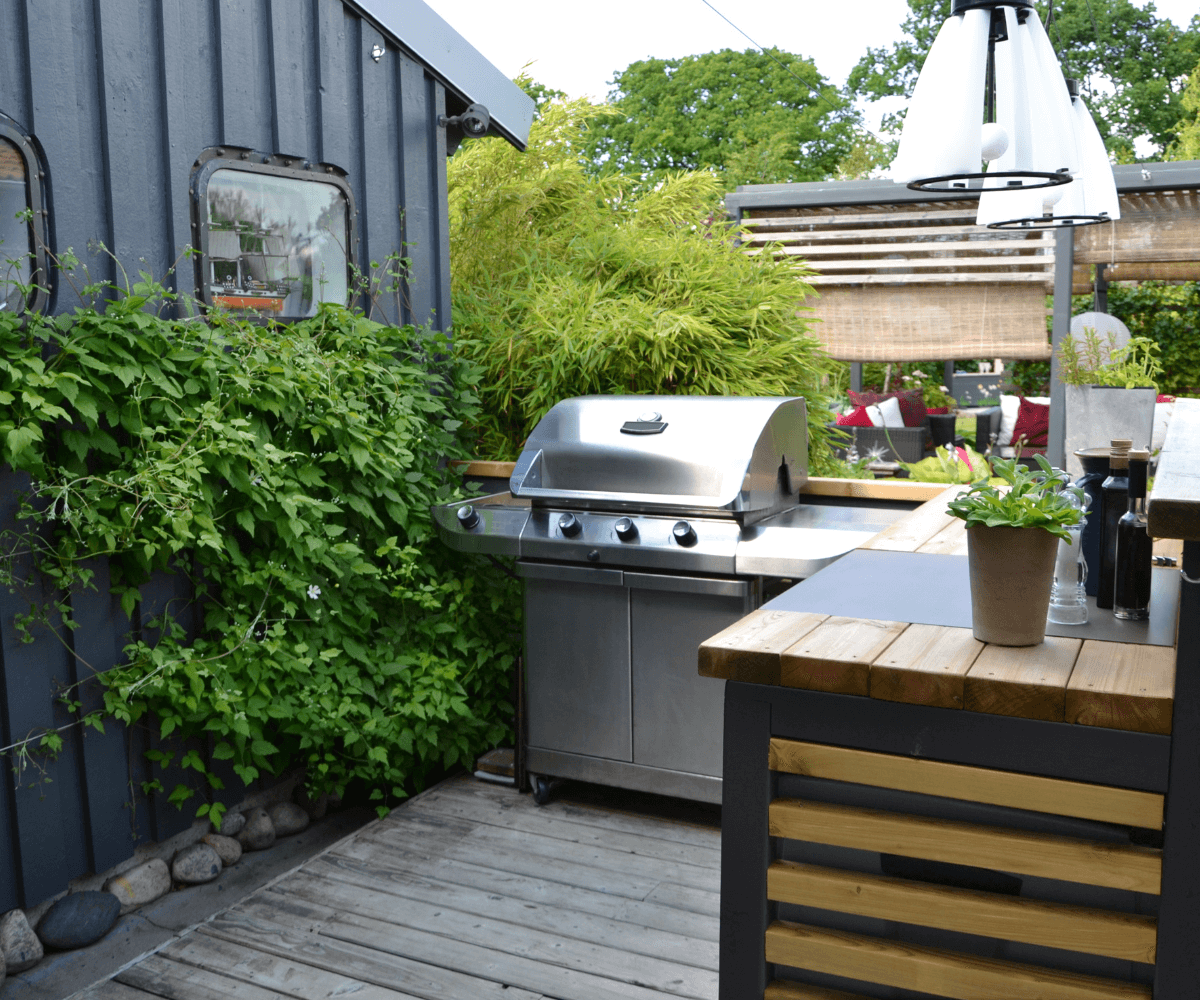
446 92 846 474
0 274 520 820
1107 281 1200 396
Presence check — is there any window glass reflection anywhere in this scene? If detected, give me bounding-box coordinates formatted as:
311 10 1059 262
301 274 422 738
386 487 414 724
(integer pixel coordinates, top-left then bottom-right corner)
0 137 32 314
206 169 348 317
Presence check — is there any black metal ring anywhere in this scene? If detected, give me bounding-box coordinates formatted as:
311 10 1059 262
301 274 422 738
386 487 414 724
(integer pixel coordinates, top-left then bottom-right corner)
986 214 1113 230
951 0 1033 11
907 170 1073 193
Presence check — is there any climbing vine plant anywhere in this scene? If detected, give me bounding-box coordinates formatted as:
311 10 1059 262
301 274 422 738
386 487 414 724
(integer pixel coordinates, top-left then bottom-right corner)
0 264 520 822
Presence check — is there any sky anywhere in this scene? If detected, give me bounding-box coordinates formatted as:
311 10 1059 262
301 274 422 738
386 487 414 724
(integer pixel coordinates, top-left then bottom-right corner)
424 0 1199 135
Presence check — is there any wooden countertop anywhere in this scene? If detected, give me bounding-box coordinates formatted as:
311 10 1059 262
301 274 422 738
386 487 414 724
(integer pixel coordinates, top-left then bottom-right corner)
700 484 1180 736
1149 397 1200 541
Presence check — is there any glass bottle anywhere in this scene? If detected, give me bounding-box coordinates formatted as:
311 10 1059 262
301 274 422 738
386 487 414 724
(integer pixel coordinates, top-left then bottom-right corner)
1073 448 1110 596
1096 439 1131 610
1114 449 1152 621
1048 490 1088 625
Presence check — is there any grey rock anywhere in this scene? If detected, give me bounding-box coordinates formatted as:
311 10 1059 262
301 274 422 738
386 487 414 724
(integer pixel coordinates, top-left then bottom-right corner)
0 909 42 973
36 892 120 951
217 810 245 837
202 833 242 867
236 807 276 851
1 945 5 987
103 859 171 914
171 843 222 885
268 801 310 837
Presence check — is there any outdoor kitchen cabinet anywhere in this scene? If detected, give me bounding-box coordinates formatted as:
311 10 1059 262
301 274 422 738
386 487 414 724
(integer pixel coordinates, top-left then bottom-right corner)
705 399 1200 1000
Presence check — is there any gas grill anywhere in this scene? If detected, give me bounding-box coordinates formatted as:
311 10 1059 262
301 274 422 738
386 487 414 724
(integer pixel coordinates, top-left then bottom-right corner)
433 396 912 804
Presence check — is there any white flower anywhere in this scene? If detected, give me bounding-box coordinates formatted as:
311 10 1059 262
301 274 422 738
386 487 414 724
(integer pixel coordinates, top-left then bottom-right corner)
939 385 950 393
307 584 321 600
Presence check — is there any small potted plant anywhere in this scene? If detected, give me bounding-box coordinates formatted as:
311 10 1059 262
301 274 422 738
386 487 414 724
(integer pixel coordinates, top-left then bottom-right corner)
946 455 1084 646
903 372 959 447
1058 329 1162 477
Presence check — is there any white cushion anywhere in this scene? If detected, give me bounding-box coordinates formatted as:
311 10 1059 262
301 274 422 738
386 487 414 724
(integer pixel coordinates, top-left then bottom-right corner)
865 404 884 427
996 393 1051 447
876 396 905 428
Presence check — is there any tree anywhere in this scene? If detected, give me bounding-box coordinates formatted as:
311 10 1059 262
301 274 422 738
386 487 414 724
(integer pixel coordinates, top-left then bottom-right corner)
1171 60 1200 159
849 1 1200 161
581 48 874 189
446 91 846 473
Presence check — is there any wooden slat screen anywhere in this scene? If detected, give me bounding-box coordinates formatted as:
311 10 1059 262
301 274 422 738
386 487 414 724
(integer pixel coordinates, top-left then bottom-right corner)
1075 191 1200 265
741 203 1055 362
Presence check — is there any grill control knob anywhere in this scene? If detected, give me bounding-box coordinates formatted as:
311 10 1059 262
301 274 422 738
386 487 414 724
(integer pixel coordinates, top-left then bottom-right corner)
558 513 583 537
614 517 638 541
456 505 480 530
672 520 697 547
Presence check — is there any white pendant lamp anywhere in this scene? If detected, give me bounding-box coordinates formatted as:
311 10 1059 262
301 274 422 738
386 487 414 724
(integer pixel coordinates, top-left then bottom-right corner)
892 0 1119 230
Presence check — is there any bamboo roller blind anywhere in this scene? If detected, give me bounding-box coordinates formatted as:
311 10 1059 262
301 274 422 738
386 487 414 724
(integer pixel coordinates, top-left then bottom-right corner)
743 202 1055 362
1074 190 1200 264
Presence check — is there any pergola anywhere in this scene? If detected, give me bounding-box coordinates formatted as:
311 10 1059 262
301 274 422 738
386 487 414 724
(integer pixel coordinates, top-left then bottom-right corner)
726 160 1200 467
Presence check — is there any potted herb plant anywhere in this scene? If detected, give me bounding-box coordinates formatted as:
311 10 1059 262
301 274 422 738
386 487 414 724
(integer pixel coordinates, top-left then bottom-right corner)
947 456 1084 646
1059 329 1163 478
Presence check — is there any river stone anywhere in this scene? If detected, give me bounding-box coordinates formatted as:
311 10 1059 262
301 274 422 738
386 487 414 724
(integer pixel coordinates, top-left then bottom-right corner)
36 892 120 951
217 810 245 837
171 843 222 885
0 909 43 973
267 801 310 837
103 859 171 914
202 833 242 867
236 807 275 851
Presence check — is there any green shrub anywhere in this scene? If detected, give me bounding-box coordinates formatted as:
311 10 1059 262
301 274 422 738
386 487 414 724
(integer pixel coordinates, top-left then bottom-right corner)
447 92 846 474
1107 281 1200 396
0 276 519 820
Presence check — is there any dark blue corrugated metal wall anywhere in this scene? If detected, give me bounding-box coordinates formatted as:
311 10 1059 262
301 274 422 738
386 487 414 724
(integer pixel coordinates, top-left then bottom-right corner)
0 0 455 909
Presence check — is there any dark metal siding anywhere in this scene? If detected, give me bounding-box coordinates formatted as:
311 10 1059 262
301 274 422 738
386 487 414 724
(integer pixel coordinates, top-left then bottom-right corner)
0 0 460 909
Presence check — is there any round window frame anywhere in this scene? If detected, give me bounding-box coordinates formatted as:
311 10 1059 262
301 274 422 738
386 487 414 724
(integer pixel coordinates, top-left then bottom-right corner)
189 146 358 320
0 112 51 316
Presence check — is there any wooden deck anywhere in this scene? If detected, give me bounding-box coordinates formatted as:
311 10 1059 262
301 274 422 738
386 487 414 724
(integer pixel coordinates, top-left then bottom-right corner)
75 775 721 1000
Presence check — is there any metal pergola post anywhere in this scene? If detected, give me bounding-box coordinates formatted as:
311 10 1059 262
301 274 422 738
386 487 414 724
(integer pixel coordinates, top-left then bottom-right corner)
1047 226 1075 470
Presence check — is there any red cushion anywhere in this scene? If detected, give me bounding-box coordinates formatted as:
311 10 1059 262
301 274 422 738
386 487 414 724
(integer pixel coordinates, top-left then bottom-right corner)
1011 396 1050 448
926 407 950 415
836 405 875 427
849 389 927 428
1158 394 1176 403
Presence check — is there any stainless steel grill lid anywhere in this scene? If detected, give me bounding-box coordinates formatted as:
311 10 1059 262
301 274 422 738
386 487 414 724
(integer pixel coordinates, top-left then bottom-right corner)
509 396 808 523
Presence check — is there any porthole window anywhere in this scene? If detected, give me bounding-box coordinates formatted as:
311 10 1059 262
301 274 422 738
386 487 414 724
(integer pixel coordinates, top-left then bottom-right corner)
190 148 355 319
0 113 49 315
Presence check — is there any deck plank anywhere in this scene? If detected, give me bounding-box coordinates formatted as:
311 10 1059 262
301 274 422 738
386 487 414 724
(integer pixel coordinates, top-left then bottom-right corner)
698 609 828 684
1066 641 1176 736
408 787 721 869
117 954 294 1000
964 637 1083 722
221 892 708 1000
414 777 721 850
868 624 982 709
307 851 721 939
284 863 719 971
780 618 908 696
159 933 423 1000
71 980 168 1000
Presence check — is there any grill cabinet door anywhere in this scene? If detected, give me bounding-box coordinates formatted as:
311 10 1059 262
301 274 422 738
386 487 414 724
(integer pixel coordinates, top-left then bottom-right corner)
627 573 756 778
520 563 632 762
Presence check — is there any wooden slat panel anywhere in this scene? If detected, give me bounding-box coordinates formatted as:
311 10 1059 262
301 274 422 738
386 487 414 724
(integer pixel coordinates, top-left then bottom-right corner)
774 254 1052 270
747 224 1052 242
765 981 871 1000
764 922 1153 1000
742 208 978 227
752 239 1055 255
964 638 1083 722
805 272 1054 285
698 610 828 684
768 799 1163 893
858 486 963 553
867 625 982 709
1066 642 1175 736
779 618 908 696
768 739 1163 828
767 861 1157 963
449 459 517 478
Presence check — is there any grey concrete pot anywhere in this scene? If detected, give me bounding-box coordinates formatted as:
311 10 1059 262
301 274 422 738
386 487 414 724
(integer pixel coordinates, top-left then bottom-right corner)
1063 385 1156 479
967 524 1060 646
